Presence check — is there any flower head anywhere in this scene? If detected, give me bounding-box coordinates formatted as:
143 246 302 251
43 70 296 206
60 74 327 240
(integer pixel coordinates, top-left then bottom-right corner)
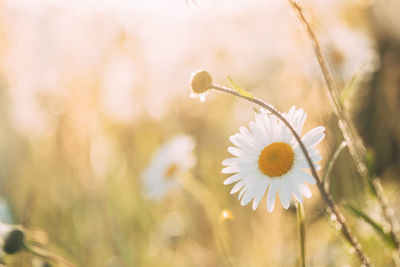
190 70 212 102
222 106 325 212
141 134 196 200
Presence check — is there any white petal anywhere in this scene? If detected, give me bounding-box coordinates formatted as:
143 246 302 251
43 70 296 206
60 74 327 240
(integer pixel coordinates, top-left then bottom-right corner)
279 179 291 209
230 133 255 150
295 110 307 135
287 106 296 119
312 155 322 162
278 121 291 143
227 146 241 157
249 121 267 146
302 126 325 148
261 115 277 142
297 171 316 185
288 176 303 203
222 158 237 166
223 157 257 167
295 148 322 163
267 179 279 212
294 192 303 203
240 189 255 206
252 179 269 210
223 173 242 185
222 165 239 174
299 183 312 199
240 176 263 205
238 176 259 201
255 114 271 143
295 158 319 171
238 187 247 200
239 127 257 147
230 180 245 194
283 106 307 135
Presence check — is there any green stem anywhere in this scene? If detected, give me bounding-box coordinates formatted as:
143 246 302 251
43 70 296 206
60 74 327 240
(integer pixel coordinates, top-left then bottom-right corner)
296 202 306 267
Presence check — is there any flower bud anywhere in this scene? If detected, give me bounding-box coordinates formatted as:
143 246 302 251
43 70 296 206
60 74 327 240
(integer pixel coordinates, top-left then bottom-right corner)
0 223 25 255
190 70 212 94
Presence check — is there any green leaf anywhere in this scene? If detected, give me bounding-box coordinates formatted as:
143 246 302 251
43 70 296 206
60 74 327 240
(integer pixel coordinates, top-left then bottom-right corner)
344 203 398 249
253 107 261 114
227 76 254 99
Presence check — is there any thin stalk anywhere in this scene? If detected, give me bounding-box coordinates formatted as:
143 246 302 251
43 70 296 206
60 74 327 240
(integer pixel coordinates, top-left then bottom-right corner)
211 84 371 266
296 201 306 267
24 243 76 267
321 141 347 187
288 0 400 258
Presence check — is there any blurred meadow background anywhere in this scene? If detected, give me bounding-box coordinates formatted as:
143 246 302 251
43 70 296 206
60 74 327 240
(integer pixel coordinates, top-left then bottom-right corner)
0 0 399 266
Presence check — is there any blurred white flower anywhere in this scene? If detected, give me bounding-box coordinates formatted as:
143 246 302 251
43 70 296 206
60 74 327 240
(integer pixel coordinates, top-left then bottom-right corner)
0 198 13 224
141 134 196 200
222 106 324 212
322 25 378 81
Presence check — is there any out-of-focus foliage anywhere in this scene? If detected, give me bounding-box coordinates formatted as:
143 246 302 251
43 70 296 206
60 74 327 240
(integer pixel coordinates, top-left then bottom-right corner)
0 0 398 266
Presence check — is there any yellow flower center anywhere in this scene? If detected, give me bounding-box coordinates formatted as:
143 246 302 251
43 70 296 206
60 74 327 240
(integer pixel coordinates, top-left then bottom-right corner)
258 142 294 177
164 163 178 179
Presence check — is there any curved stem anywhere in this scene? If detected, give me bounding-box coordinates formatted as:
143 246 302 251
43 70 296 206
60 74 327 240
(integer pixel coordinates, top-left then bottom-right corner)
288 0 400 258
211 84 371 266
296 201 306 267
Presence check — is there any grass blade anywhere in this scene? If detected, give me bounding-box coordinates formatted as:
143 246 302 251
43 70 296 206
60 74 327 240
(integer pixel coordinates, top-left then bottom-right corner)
344 203 397 249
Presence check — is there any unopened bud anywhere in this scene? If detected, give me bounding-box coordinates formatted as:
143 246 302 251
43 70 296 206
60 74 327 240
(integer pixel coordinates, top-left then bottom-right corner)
190 70 212 94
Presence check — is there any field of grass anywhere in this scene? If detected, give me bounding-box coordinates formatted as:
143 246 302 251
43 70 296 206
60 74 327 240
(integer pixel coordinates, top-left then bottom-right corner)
0 0 399 266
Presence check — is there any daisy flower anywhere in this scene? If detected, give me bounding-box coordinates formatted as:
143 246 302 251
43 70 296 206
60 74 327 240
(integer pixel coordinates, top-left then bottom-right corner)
222 106 325 212
141 134 196 200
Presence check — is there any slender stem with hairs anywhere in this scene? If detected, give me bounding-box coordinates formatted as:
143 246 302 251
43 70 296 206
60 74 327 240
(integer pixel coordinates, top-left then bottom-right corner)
287 0 400 258
210 84 371 266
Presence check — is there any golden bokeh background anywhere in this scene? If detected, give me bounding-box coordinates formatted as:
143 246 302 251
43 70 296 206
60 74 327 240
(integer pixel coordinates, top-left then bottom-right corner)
0 0 399 266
